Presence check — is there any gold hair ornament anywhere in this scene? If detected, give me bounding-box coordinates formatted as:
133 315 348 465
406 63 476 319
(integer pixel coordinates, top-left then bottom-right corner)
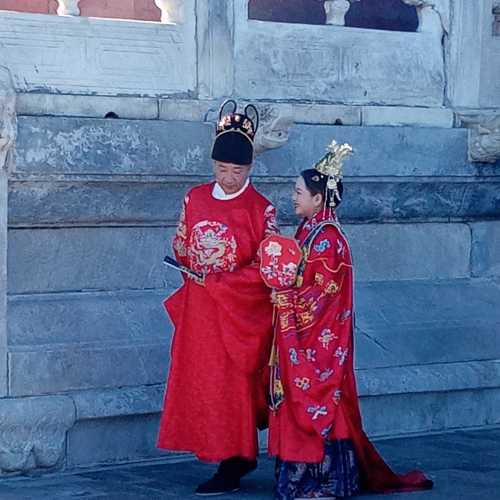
313 140 353 207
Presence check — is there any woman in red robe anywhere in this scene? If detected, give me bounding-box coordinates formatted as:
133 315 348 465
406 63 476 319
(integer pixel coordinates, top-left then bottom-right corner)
157 101 277 495
265 142 433 499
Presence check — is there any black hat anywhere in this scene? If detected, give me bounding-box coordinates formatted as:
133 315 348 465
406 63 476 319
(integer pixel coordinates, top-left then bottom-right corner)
211 100 259 166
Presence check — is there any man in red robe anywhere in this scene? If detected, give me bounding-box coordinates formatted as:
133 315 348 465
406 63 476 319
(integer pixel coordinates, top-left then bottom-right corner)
157 100 277 495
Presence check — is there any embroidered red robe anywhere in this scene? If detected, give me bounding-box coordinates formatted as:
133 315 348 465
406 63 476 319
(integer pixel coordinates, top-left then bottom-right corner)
157 181 277 462
268 212 433 492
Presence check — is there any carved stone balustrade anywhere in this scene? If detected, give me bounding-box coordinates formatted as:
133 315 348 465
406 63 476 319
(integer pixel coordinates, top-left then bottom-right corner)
56 0 81 16
154 0 184 24
402 0 448 36
324 0 352 26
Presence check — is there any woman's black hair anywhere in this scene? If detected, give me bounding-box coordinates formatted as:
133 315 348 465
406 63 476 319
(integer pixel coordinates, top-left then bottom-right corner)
300 169 344 208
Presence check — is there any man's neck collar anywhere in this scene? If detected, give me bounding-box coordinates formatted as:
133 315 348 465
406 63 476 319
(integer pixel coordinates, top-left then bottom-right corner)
212 179 250 200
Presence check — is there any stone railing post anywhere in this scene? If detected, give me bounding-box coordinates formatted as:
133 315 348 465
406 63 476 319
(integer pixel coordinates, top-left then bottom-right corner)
324 0 352 26
196 0 235 98
0 66 16 397
155 0 185 24
402 1 448 36
56 0 81 16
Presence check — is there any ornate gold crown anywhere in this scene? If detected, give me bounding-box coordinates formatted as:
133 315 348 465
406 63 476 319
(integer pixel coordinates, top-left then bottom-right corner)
314 140 353 180
313 140 353 207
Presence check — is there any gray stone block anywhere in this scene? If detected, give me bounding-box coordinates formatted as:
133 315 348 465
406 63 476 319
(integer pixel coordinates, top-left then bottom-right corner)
16 116 500 179
344 223 471 282
360 388 500 437
11 178 500 226
354 279 500 369
8 290 172 347
262 179 500 223
0 396 75 474
73 385 164 421
67 415 163 468
8 341 169 396
8 227 181 294
8 179 192 226
258 124 473 177
470 221 500 277
356 360 500 397
8 223 471 294
15 116 213 176
8 290 172 396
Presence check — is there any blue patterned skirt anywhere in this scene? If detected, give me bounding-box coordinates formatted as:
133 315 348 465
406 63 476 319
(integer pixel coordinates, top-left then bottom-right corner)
275 440 360 499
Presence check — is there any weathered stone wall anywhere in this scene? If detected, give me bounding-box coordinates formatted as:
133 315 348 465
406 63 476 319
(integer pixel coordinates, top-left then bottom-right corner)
1 110 498 473
0 0 499 476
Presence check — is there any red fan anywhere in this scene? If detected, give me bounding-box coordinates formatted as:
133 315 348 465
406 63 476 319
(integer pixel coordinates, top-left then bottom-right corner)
259 234 302 290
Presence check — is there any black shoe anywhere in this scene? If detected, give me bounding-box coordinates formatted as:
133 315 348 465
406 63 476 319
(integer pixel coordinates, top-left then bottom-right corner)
219 457 257 479
195 472 240 496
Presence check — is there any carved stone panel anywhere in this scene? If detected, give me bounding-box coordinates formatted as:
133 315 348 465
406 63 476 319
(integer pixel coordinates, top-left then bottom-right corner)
236 0 444 106
0 6 196 96
459 114 500 164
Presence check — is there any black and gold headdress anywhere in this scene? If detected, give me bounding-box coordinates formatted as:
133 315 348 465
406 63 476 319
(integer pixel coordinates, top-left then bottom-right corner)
211 100 259 166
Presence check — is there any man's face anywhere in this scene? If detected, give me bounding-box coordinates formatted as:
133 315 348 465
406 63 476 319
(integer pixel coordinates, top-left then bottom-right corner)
213 161 252 195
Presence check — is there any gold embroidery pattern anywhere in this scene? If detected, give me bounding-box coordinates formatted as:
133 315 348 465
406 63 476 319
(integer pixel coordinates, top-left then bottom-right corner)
188 220 237 274
325 280 340 294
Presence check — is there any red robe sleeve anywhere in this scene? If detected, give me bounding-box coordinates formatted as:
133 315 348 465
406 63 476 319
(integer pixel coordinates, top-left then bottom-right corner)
275 225 353 438
202 202 278 375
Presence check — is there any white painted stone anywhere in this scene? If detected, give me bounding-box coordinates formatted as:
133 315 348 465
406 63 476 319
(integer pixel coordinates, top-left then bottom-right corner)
362 106 454 128
0 8 196 97
0 396 75 474
17 94 159 120
234 0 444 106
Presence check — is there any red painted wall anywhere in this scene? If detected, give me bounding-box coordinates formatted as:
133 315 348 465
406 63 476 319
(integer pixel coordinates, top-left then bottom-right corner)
0 0 58 14
0 0 161 21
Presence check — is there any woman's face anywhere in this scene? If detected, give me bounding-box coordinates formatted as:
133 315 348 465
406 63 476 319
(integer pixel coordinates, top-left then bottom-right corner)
213 161 251 195
293 176 323 219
